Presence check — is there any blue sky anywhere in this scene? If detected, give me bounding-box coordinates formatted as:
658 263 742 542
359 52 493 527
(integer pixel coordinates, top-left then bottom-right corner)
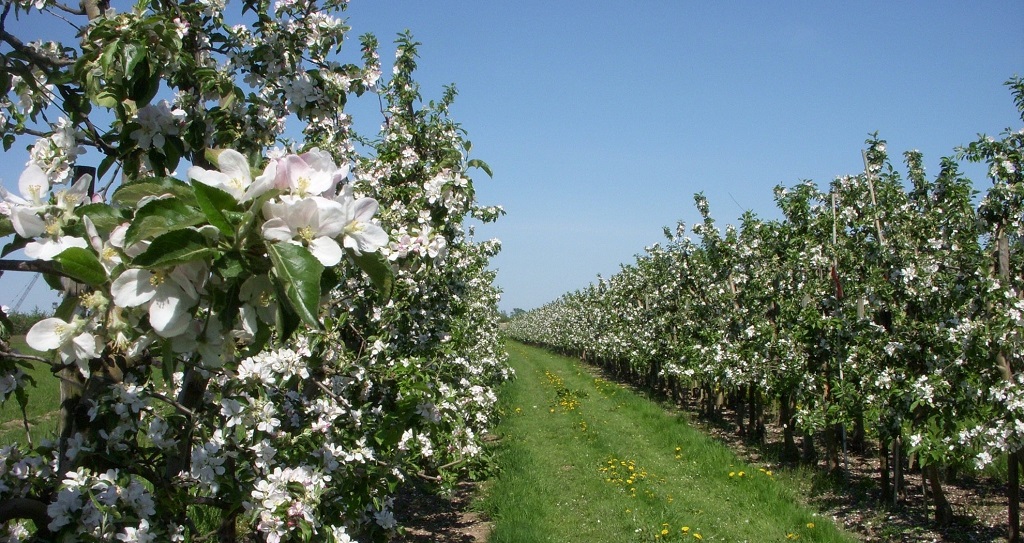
2 1 1023 313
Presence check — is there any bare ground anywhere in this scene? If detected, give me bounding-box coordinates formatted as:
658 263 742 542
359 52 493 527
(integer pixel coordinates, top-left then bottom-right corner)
391 481 491 543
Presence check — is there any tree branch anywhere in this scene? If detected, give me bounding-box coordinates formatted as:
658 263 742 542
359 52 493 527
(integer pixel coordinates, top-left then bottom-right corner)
0 497 52 537
0 259 66 277
51 1 87 16
0 7 75 69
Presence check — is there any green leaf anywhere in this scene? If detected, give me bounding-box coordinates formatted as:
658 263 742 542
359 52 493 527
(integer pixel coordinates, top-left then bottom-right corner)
97 153 118 179
160 135 183 173
349 250 394 300
1 237 28 258
214 251 247 279
53 296 79 322
76 203 124 237
132 229 217 268
112 177 197 207
467 158 493 178
274 282 301 342
0 217 13 238
125 198 205 247
53 247 107 286
192 181 239 238
267 243 324 329
130 59 161 106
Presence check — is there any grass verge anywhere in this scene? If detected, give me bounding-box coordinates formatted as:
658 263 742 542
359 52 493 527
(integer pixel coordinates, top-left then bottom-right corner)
1 335 61 445
483 341 859 543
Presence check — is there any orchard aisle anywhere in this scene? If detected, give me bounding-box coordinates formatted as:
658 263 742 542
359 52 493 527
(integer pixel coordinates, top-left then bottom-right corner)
483 341 859 543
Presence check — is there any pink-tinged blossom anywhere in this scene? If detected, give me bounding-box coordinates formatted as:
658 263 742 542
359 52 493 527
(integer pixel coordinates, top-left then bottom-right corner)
272 148 348 197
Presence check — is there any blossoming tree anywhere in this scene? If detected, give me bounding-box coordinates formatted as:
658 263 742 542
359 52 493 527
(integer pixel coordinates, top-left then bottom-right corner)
0 0 507 541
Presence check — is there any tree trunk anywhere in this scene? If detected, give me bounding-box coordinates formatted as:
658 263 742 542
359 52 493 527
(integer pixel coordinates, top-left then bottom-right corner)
925 464 953 525
734 388 747 435
749 385 764 443
802 431 818 465
780 395 799 462
1011 450 1021 543
996 227 1020 543
893 435 904 507
880 437 891 501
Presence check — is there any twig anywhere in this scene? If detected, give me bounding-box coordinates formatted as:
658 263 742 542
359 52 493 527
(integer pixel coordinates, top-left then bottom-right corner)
145 389 196 418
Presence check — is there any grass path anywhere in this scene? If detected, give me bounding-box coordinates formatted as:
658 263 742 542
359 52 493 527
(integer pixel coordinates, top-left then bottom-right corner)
482 341 859 543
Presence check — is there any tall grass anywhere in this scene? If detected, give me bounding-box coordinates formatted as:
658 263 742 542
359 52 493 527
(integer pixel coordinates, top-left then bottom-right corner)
483 341 858 543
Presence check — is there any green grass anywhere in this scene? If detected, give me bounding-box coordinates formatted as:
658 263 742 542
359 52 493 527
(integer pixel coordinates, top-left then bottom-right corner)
483 341 859 543
1 335 62 446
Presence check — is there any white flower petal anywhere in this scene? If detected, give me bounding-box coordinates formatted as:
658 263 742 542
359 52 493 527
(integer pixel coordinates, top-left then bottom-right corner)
111 269 157 308
18 163 49 204
70 332 100 360
149 291 192 338
11 207 46 238
26 318 69 351
261 218 295 241
24 236 88 261
309 237 343 266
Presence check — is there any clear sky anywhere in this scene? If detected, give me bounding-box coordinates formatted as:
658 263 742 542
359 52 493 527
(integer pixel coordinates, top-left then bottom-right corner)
1 1 1022 313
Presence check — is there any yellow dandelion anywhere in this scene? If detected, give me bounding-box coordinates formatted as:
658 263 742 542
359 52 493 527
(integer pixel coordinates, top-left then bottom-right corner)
693 534 703 540
681 526 690 533
806 522 815 529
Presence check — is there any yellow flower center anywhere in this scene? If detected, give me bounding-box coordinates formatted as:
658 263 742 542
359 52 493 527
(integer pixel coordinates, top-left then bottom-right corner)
28 184 44 202
298 226 316 242
344 221 363 235
44 219 61 237
149 272 166 286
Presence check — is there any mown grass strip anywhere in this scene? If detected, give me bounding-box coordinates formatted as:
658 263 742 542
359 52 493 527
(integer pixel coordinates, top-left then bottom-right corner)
484 341 858 543
0 336 61 445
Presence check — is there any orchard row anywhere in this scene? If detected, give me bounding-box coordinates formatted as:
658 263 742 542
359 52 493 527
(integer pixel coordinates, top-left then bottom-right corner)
507 80 1024 528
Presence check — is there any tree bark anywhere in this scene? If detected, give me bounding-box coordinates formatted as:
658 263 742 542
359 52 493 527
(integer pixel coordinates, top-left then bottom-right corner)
925 464 953 525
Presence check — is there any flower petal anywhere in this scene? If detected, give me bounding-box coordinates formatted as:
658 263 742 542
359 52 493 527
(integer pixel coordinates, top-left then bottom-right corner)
350 197 379 222
344 223 388 255
217 149 252 184
11 207 46 238
24 236 88 261
111 268 157 308
26 318 69 351
149 286 192 338
18 163 49 204
309 236 343 266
